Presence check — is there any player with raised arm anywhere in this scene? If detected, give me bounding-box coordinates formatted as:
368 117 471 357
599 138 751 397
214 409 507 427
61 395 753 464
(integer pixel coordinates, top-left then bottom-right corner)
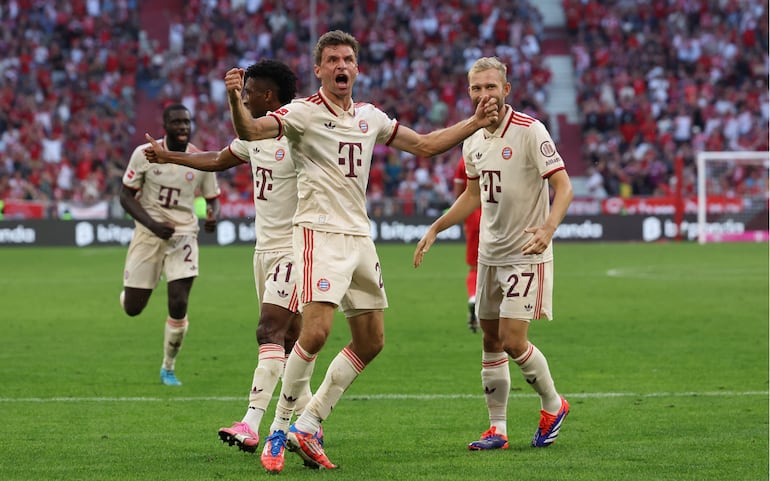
143 60 319 453
119 104 220 386
223 30 499 472
414 57 574 450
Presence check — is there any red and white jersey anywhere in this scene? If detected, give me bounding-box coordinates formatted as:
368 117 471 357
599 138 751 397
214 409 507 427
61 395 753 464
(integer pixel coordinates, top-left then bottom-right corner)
228 136 297 252
269 88 399 236
463 106 566 265
123 137 220 236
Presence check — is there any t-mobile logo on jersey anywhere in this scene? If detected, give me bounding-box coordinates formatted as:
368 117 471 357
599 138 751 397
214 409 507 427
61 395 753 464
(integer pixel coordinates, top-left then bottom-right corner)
158 186 182 208
254 166 274 200
481 170 502 203
338 141 363 177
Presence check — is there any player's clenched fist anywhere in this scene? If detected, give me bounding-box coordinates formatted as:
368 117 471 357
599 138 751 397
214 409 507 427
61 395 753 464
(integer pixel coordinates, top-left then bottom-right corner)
224 68 245 96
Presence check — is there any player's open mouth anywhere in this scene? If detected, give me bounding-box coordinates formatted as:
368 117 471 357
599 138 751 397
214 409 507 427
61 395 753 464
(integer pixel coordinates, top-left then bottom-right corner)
335 74 349 88
177 134 189 142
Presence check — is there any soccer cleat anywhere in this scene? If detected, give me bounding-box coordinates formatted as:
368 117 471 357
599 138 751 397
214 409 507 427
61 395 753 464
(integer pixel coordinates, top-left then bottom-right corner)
468 302 479 333
468 426 509 450
160 368 182 386
532 396 570 447
260 430 287 474
218 422 259 453
287 424 337 470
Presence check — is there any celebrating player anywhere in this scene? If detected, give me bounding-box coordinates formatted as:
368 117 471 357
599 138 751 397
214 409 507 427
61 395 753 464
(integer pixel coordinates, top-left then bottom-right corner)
225 30 499 472
143 60 318 453
119 104 220 386
414 57 574 450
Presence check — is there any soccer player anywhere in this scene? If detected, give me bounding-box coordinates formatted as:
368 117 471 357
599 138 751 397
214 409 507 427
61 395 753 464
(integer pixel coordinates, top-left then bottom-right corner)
224 30 499 472
143 60 312 453
453 156 482 333
119 104 220 387
414 57 574 450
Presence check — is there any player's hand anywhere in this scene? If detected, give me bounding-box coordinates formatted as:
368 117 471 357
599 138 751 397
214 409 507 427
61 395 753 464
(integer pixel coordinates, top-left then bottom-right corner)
150 221 175 240
474 95 499 128
522 225 555 255
143 133 167 164
413 228 438 268
203 205 217 233
224 68 245 98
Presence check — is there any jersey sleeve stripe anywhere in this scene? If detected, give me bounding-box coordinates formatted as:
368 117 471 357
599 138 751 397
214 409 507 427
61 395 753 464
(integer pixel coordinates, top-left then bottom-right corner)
227 144 250 164
542 165 565 179
267 113 283 138
385 122 400 145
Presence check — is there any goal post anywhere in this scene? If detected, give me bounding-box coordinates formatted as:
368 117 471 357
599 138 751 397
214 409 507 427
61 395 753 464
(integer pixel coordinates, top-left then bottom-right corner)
696 151 769 244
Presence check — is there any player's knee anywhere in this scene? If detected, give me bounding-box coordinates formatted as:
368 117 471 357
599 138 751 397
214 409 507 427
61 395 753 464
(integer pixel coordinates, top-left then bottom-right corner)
167 299 188 320
123 304 144 317
256 321 286 346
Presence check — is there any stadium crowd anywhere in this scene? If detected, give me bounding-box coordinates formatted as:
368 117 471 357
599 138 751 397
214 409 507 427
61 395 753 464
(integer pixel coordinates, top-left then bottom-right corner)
566 0 769 198
0 0 550 218
0 0 767 218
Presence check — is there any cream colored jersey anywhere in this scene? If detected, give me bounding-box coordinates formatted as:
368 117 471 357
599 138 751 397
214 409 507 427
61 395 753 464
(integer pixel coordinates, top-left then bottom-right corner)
228 136 296 252
463 106 566 266
269 88 399 235
123 137 220 236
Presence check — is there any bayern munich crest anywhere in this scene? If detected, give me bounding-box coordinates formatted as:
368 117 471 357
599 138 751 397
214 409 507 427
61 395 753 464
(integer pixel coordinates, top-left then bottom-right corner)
317 278 331 291
501 146 512 159
185 172 195 181
275 148 286 161
359 120 368 133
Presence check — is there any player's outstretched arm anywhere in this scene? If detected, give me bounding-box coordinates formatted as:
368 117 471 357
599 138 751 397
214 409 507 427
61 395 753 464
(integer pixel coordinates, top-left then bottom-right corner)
225 68 280 141
390 95 498 158
144 134 242 172
414 180 482 268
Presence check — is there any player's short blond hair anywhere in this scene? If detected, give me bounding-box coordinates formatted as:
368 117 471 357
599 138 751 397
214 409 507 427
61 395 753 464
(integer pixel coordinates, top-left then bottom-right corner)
468 57 507 82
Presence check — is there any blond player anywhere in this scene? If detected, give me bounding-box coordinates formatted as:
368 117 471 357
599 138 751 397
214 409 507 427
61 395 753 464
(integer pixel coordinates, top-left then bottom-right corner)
119 103 220 386
415 57 574 450
224 31 499 472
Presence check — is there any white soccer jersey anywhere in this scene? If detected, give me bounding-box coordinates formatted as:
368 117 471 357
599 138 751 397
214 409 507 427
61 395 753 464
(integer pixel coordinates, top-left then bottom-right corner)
463 106 566 265
228 136 297 252
123 137 220 236
269 88 399 235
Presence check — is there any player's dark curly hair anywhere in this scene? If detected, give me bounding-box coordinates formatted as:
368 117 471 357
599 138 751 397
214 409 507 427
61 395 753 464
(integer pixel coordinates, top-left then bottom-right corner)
244 60 298 105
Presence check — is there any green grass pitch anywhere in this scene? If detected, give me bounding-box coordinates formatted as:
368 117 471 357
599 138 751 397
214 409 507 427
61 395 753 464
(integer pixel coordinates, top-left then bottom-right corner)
0 241 767 480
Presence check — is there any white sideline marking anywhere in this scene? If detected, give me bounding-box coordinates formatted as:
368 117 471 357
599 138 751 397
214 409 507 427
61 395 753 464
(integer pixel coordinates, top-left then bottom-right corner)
0 391 766 403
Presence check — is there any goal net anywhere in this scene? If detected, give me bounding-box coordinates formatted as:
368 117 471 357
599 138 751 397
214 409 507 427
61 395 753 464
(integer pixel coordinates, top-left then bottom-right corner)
696 151 769 244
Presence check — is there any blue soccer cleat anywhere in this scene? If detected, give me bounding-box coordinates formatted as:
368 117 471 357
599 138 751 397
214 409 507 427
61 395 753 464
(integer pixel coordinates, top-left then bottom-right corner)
532 396 569 447
468 426 509 450
160 368 182 386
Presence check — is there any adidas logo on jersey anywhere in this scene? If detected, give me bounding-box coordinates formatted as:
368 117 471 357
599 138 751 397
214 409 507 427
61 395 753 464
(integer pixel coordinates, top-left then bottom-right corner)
277 290 289 298
324 121 336 129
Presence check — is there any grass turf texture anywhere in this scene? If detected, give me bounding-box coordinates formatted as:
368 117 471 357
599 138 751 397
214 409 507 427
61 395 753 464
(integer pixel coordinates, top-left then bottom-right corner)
0 242 767 480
